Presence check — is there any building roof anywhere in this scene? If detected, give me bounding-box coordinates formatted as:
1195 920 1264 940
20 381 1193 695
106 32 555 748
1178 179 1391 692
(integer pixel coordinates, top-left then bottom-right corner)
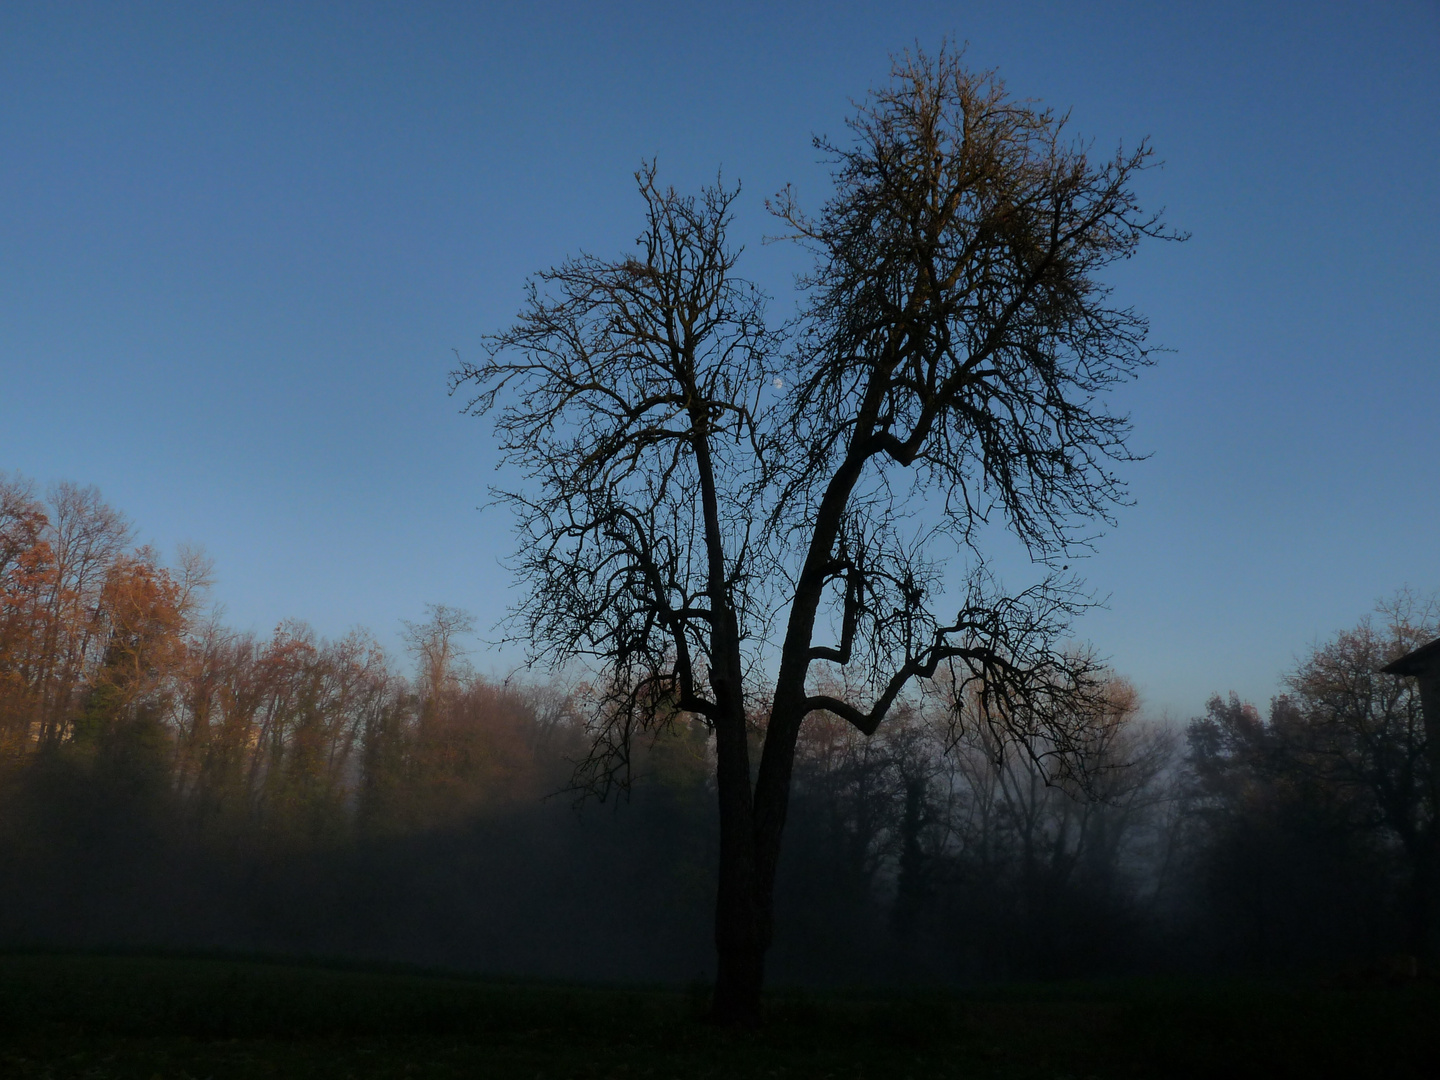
1382 636 1440 677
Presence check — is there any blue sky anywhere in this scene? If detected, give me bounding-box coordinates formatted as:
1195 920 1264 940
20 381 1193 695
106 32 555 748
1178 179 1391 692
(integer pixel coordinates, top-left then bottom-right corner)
2 1 1436 721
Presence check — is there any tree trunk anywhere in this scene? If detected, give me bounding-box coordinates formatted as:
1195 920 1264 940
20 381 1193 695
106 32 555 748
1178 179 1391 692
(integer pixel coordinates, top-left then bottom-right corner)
711 788 767 1025
709 674 767 1025
892 777 927 942
712 914 766 1026
711 803 781 1026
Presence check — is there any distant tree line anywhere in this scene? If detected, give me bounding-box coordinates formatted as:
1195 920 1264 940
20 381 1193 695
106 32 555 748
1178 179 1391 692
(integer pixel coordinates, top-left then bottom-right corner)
1 472 1434 981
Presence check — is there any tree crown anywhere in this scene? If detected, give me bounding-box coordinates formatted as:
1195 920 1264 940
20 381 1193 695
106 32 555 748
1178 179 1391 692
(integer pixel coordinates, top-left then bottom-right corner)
452 48 1179 793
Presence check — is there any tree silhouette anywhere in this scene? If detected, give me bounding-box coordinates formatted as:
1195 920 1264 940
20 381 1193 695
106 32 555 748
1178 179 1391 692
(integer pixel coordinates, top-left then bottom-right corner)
453 47 1178 1023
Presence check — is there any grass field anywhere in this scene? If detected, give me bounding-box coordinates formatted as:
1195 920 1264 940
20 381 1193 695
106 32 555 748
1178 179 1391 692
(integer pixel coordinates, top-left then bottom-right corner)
0 952 1435 1078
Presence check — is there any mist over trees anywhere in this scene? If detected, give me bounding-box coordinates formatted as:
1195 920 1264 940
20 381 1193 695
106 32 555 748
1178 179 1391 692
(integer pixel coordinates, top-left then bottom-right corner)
1179 594 1440 967
1 51 1434 1018
2 470 1434 987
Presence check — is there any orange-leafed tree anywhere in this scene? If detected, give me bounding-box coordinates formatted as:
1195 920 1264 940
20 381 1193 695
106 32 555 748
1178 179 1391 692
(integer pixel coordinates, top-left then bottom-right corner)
0 475 57 751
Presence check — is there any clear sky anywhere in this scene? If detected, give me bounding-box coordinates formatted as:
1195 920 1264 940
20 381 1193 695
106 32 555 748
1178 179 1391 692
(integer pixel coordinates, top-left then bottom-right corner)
2 1 1436 722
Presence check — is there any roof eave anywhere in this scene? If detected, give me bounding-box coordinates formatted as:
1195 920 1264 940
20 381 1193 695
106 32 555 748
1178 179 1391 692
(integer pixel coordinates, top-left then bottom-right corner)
1382 636 1440 677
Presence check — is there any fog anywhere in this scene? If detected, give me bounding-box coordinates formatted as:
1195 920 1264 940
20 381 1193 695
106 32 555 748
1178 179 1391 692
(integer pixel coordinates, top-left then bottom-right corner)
2 474 1435 983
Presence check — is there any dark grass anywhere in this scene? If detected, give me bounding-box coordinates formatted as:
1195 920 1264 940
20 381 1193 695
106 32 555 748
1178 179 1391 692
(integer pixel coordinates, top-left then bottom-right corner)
0 952 1436 1078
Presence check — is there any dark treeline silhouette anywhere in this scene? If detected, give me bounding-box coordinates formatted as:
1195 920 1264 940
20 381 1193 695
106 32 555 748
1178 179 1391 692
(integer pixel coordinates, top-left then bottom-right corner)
1177 592 1440 969
1 473 1435 982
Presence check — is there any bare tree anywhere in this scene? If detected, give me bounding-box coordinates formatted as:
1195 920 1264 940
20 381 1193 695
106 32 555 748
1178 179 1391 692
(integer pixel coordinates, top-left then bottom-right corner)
452 47 1177 1023
401 603 476 702
1285 592 1440 958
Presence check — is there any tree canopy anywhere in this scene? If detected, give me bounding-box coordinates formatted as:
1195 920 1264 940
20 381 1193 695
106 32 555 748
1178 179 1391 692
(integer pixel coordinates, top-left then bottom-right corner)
453 47 1180 1023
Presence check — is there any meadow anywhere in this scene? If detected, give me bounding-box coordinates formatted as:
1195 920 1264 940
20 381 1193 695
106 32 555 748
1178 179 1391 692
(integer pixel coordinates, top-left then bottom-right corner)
0 952 1435 1079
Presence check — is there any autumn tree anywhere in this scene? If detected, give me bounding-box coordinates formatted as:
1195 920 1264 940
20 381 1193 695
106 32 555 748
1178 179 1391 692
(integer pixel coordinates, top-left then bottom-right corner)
30 484 134 744
0 474 54 750
0 476 204 755
453 48 1177 1022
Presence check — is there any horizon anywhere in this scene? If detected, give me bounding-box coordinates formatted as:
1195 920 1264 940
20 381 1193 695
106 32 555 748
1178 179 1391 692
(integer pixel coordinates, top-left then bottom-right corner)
3 1 1437 722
